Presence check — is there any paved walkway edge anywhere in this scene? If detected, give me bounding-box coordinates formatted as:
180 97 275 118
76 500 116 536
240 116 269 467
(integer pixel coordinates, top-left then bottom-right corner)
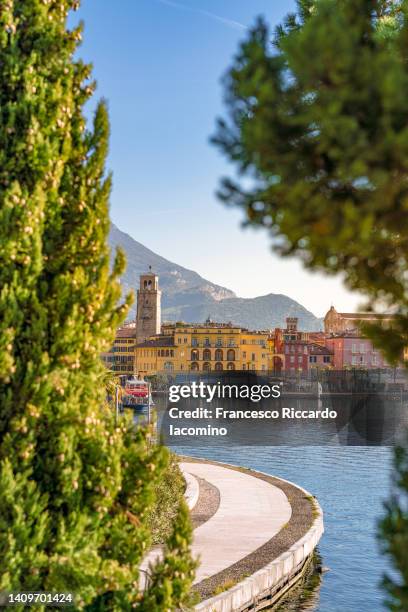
183 469 200 510
191 461 324 612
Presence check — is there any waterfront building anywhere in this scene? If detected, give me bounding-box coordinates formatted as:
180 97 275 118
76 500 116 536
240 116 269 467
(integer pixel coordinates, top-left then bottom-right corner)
101 323 136 375
134 320 271 377
325 334 389 369
284 340 333 373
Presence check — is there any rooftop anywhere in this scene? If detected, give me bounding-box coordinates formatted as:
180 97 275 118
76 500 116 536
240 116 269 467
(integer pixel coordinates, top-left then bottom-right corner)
135 336 175 348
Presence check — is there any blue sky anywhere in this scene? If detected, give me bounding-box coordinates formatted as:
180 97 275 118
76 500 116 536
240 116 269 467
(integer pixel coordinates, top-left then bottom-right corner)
75 0 363 316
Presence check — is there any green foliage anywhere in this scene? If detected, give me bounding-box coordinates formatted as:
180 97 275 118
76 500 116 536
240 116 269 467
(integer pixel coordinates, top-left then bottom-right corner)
0 1 194 609
138 500 198 611
214 1 408 608
379 442 408 610
147 454 186 545
213 0 408 366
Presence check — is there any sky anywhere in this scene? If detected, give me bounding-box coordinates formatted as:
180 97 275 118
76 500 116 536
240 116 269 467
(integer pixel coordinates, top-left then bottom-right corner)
74 0 365 317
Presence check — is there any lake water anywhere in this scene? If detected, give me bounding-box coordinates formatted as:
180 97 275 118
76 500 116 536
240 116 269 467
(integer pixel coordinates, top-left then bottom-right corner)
149 395 407 612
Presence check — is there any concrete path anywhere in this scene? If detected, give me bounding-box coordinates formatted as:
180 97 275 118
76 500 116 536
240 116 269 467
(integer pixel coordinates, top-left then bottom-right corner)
180 461 292 584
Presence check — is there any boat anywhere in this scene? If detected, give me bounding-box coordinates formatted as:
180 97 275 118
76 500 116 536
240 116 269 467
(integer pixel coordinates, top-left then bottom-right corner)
122 377 153 409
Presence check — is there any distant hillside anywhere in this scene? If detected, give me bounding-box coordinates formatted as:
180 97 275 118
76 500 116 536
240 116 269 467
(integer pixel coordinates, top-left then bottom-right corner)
109 223 322 331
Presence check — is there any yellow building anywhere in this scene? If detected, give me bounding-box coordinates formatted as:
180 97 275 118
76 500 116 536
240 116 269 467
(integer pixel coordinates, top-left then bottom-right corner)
134 321 272 377
101 323 136 375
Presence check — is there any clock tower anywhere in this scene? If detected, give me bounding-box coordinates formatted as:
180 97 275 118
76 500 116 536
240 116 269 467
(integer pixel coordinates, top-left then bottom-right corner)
136 268 162 344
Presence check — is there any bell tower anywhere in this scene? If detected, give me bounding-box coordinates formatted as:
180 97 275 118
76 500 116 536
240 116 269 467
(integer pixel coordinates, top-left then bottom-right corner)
136 268 161 344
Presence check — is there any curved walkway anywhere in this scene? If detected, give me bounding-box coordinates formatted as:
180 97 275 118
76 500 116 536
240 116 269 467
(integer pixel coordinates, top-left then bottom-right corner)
180 461 292 584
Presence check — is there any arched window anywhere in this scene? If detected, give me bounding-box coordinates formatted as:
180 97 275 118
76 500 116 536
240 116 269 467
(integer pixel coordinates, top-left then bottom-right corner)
227 362 235 371
191 362 199 371
215 362 223 371
215 348 223 361
227 349 235 361
203 362 211 372
203 348 211 361
191 349 199 361
164 362 174 371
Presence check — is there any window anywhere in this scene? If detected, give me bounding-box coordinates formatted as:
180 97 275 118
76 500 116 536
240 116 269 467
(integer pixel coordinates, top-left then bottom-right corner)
227 362 235 371
243 351 246 359
351 356 357 365
352 343 357 353
310 356 317 363
191 349 199 361
227 349 235 361
184 338 187 344
178 338 181 344
164 362 173 371
216 339 222 347
191 362 199 371
298 355 302 363
323 356 331 363
252 353 255 361
290 355 295 364
372 355 378 365
204 338 210 347
215 349 223 361
261 364 266 371
203 362 211 372
192 338 198 347
203 348 211 361
215 362 223 371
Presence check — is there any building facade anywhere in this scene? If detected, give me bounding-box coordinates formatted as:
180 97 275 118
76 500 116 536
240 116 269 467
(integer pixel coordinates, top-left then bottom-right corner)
101 323 136 375
134 322 272 377
324 306 393 335
325 335 389 369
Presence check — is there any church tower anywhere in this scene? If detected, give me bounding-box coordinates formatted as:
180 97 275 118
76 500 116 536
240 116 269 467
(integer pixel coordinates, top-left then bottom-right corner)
136 268 161 344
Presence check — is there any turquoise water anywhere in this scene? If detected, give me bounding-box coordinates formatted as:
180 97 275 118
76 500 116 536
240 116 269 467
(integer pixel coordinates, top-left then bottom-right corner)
177 445 393 612
150 394 402 612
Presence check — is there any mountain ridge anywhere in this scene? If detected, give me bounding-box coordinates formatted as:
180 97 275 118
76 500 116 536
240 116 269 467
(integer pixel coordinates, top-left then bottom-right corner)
109 223 322 331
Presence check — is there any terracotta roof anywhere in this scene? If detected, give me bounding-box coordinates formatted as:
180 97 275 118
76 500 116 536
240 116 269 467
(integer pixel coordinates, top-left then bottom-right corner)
309 343 333 355
135 336 174 348
115 327 136 339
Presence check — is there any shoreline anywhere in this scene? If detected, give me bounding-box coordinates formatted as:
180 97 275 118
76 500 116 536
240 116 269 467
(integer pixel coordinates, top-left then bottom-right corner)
180 456 324 611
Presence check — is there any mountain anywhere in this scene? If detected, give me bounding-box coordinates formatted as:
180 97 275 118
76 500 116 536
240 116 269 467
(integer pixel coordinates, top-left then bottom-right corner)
109 223 322 331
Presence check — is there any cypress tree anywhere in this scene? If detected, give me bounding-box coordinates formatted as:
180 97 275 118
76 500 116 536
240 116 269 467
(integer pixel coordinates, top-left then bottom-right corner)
0 1 195 609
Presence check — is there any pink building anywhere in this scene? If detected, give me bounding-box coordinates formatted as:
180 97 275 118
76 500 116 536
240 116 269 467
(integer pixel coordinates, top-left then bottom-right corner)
325 335 388 369
284 341 333 372
284 340 309 373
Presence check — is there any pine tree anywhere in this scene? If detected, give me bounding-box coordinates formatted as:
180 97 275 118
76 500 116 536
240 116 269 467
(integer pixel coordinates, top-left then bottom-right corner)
0 1 194 609
213 0 408 366
213 0 408 608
